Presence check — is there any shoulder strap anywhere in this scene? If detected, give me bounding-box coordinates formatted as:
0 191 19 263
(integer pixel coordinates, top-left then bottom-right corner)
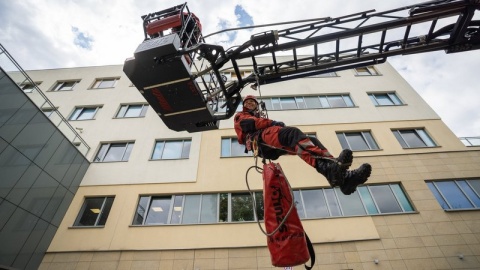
304 233 316 270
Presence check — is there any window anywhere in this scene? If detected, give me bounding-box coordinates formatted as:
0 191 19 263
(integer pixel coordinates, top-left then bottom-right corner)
262 95 354 111
69 106 100 120
221 137 252 157
19 82 41 93
92 78 118 89
427 179 480 210
392 129 436 148
295 184 414 218
369 92 403 106
337 131 380 151
115 104 148 118
133 192 264 225
42 108 56 118
73 197 114 227
308 72 337 78
51 80 80 91
460 137 480 147
151 139 191 160
94 142 134 162
354 66 379 76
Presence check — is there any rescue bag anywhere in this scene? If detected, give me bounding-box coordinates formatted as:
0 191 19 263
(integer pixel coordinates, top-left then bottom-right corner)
262 162 315 269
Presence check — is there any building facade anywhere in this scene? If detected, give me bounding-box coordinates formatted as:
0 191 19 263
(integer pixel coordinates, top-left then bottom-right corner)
0 47 90 269
8 58 480 269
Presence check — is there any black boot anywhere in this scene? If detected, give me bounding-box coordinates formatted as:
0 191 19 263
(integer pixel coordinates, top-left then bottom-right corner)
315 149 353 187
340 163 372 195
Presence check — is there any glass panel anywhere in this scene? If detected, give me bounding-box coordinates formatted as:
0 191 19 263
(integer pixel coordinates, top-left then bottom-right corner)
327 96 347 108
145 197 171 224
117 105 127 118
181 140 191 158
133 197 150 225
435 181 473 209
364 132 379 150
219 193 228 222
162 141 183 159
74 198 104 226
388 93 402 105
369 185 402 213
140 105 148 116
170 195 183 224
345 132 369 151
124 105 142 117
375 94 395 106
97 197 114 225
97 79 115 88
271 98 281 110
343 95 354 107
152 141 165 159
295 97 306 109
468 179 480 196
368 94 378 105
417 129 435 147
457 181 480 207
122 143 134 161
403 130 428 147
304 96 321 109
302 189 329 218
391 184 414 212
466 138 480 146
103 143 127 162
336 133 349 150
336 189 366 216
200 194 218 223
221 138 230 157
393 130 408 148
279 97 297 110
182 195 201 224
293 190 305 218
358 186 378 214
69 108 81 120
324 189 341 216
319 96 329 108
231 193 254 222
254 192 264 221
262 99 273 111
77 108 96 120
427 182 449 210
231 139 250 156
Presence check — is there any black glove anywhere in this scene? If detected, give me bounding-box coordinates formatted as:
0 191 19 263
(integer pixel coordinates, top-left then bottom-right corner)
271 121 285 127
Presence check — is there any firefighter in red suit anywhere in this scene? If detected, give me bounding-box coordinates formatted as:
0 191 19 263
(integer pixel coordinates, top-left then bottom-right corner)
234 95 372 195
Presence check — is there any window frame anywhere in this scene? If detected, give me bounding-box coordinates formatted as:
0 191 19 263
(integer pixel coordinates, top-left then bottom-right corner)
51 80 80 92
91 77 119 89
261 94 355 111
151 139 192 160
354 66 379 76
69 106 101 121
94 141 134 162
368 92 403 106
459 137 480 147
73 196 115 227
337 131 380 151
427 179 480 211
221 137 252 157
392 128 437 148
19 82 41 93
115 104 149 118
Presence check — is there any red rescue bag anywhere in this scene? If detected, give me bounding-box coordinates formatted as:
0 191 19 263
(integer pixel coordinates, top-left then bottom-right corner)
263 162 315 269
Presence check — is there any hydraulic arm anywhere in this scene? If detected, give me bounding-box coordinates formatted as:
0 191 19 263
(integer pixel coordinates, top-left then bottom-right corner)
123 0 480 132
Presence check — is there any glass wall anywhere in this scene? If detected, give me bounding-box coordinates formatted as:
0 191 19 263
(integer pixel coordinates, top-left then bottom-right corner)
0 66 90 269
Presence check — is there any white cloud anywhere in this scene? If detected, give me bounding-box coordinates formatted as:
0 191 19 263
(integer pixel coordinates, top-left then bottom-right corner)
1 0 479 137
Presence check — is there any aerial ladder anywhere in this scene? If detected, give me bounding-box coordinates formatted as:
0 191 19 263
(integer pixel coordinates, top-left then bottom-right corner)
123 0 480 133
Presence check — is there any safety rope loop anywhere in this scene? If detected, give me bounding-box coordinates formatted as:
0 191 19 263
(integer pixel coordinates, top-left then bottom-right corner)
245 161 296 237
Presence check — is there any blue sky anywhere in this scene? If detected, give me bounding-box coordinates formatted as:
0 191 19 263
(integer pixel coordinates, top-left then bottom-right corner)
1 0 479 137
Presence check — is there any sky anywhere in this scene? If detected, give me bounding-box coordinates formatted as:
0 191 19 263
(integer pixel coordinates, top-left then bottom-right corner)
0 0 479 137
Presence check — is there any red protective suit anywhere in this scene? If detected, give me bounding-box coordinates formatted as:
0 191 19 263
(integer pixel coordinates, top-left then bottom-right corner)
234 107 333 167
